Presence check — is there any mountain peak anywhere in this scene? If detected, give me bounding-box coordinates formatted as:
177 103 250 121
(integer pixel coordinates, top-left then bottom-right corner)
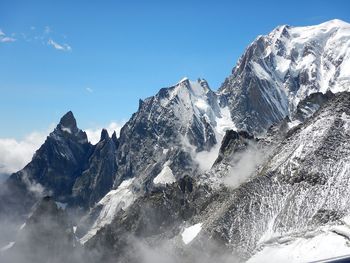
59 111 77 131
174 77 192 88
318 18 350 28
100 129 109 141
177 77 189 84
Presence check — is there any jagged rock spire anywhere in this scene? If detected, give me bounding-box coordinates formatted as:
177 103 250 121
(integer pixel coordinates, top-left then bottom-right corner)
59 111 77 130
100 129 109 141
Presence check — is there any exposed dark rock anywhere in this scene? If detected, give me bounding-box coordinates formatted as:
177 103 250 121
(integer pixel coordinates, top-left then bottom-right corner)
72 129 118 208
214 130 256 165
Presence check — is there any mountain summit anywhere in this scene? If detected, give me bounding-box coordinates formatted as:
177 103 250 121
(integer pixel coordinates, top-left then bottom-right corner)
220 18 350 134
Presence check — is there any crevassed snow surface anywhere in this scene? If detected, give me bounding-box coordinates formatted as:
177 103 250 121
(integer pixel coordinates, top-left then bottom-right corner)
80 178 136 244
181 223 202 245
153 162 176 185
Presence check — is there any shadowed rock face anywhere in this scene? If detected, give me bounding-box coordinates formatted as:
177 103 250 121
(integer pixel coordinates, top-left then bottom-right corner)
291 90 335 122
27 111 92 199
0 112 92 222
72 129 119 208
0 112 120 224
214 130 256 166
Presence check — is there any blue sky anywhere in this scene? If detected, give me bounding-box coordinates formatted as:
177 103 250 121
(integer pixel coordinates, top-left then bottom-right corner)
1 0 350 138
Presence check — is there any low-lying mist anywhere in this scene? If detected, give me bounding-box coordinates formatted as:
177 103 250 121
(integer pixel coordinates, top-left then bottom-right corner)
223 142 269 188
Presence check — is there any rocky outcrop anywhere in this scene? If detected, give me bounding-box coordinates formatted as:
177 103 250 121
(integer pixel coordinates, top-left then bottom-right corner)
0 112 93 222
72 129 119 208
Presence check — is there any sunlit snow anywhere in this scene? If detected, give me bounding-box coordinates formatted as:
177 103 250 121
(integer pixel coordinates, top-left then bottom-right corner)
153 162 176 185
181 223 202 245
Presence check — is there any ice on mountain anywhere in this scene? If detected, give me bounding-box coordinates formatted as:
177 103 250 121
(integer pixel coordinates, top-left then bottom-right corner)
181 223 202 245
80 178 136 244
153 162 176 185
251 62 272 81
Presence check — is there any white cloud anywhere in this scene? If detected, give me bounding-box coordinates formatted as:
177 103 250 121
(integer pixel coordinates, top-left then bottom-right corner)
48 38 72 52
85 121 125 144
0 125 54 175
0 29 16 43
0 27 74 51
1 37 16 43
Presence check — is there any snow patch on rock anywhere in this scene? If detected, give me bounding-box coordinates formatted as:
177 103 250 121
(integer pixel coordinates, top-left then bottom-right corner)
153 162 176 185
181 223 202 245
80 178 136 244
0 241 15 252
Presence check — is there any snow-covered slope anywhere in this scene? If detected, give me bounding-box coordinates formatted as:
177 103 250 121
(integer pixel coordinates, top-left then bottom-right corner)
198 92 350 259
248 223 350 263
220 19 350 134
79 178 136 243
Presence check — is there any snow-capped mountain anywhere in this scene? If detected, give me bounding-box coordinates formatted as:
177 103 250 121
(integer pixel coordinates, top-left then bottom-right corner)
2 19 350 263
77 78 237 242
220 19 350 134
114 77 235 187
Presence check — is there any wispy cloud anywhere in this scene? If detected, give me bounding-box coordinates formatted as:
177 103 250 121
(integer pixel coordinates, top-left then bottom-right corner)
0 29 16 43
0 26 72 51
48 38 72 52
86 87 93 93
